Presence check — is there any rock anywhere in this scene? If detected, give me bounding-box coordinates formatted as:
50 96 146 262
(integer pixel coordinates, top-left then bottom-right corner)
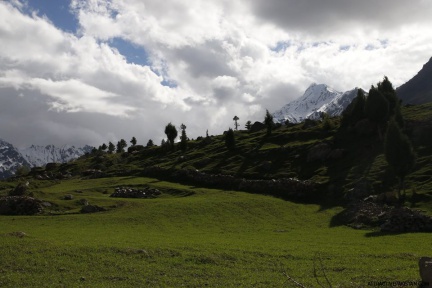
8 182 29 196
63 194 74 200
110 187 161 199
0 196 43 215
8 231 27 238
419 257 432 286
380 207 432 233
80 205 106 214
78 199 89 206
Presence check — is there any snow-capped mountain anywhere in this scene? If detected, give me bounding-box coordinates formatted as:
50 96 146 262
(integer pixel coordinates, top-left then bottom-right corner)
0 138 93 179
0 139 31 179
19 144 93 168
273 83 361 123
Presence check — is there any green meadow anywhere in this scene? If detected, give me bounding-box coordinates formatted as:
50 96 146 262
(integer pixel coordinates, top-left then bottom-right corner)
0 177 428 287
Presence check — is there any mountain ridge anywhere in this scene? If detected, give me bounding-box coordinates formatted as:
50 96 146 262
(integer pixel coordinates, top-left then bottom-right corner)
273 83 361 123
397 57 432 105
0 138 93 179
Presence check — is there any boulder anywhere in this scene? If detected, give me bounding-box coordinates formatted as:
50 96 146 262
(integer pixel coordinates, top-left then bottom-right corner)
80 205 106 214
419 257 432 286
8 182 29 196
0 196 43 215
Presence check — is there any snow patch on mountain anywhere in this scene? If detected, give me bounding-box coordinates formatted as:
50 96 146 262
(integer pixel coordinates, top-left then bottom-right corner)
0 139 31 179
19 145 93 167
273 83 360 123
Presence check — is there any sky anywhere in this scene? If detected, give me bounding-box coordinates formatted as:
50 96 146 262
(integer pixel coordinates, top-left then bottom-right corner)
1 0 432 148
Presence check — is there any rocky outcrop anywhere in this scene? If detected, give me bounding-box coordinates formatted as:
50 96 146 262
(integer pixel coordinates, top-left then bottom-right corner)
341 198 432 233
0 196 43 215
80 205 106 214
380 207 432 233
110 187 161 199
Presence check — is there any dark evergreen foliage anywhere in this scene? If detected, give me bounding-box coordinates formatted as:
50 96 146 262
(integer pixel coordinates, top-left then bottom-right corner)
116 139 127 153
225 128 235 150
180 123 188 151
164 122 178 148
342 89 366 128
264 109 274 135
146 139 154 147
108 142 115 154
130 137 137 146
384 120 416 198
245 120 252 130
365 86 389 139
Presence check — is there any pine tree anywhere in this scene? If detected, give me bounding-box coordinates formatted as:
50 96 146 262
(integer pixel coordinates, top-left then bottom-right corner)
164 122 178 148
365 86 389 139
130 137 137 146
384 120 416 198
377 76 405 128
180 123 188 151
101 143 107 151
116 139 127 153
233 116 239 131
264 109 274 136
245 120 252 130
342 89 367 128
146 139 154 147
108 142 115 154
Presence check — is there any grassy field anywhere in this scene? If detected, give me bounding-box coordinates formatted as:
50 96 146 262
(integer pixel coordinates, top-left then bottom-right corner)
0 177 429 287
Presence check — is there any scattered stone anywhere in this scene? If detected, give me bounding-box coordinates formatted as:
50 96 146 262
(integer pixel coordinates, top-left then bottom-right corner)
341 200 432 233
110 187 161 199
77 199 89 206
8 182 29 196
80 205 106 214
380 207 432 233
0 196 43 215
63 194 74 200
8 231 27 238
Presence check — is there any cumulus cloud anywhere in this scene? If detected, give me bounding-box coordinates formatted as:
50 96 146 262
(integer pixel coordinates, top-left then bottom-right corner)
0 0 431 148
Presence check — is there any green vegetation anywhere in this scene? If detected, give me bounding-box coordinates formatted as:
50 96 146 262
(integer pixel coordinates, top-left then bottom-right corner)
1 97 432 286
0 177 430 287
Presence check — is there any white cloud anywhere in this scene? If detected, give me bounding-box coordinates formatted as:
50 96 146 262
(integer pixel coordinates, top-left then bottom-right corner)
0 0 431 147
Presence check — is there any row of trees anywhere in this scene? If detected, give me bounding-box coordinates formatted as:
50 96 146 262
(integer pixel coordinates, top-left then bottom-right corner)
343 76 416 198
94 136 155 154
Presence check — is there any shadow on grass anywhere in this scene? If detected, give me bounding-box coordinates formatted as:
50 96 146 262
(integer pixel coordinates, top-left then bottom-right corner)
364 231 407 237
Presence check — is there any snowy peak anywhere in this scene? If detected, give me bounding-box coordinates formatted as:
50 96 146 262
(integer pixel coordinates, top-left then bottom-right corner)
0 139 31 179
20 144 93 168
273 83 360 123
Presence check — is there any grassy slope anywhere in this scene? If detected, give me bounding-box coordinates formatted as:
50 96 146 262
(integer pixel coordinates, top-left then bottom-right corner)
0 177 430 287
56 102 432 206
1 103 431 287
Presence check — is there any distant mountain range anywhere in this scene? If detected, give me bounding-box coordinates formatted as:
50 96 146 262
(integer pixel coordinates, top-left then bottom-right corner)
273 83 361 123
273 57 432 123
0 139 93 179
